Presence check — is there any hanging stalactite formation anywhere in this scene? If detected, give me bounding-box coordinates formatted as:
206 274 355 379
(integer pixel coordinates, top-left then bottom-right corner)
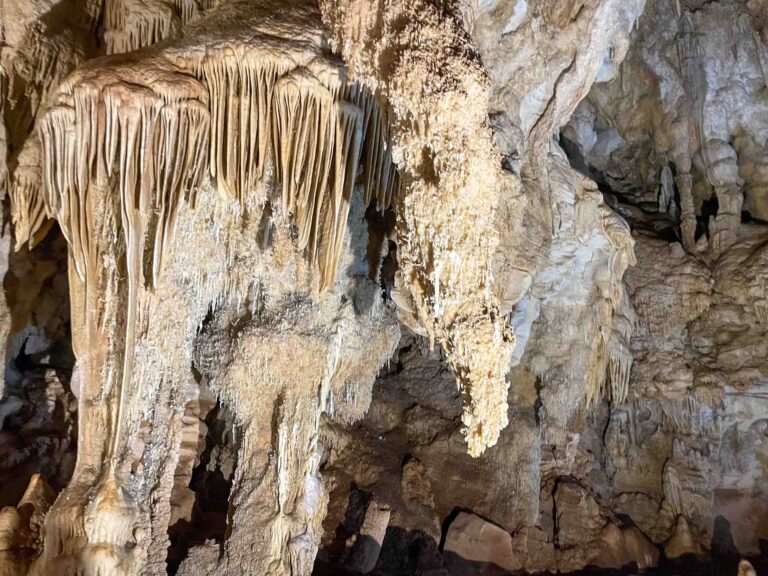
38 55 211 287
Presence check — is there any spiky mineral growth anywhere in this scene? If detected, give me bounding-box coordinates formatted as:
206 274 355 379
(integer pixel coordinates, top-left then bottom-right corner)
319 0 516 455
39 54 211 286
104 0 218 54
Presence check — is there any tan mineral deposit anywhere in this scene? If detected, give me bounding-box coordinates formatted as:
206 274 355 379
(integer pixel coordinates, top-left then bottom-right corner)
0 0 766 574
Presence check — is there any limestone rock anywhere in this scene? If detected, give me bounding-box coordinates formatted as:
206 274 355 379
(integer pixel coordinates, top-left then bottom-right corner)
443 512 520 575
346 499 390 574
3 0 768 574
664 515 705 560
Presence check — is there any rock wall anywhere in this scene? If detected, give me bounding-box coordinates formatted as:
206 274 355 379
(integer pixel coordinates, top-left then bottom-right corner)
0 0 767 574
318 0 768 574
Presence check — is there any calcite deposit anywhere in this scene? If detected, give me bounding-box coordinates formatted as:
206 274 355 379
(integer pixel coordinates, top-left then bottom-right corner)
1 0 767 574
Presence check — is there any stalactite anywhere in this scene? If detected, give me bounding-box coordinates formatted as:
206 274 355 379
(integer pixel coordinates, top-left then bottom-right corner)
319 0 517 456
584 307 611 410
273 73 336 261
104 0 178 55
607 345 632 404
189 51 398 287
272 72 364 289
657 394 709 435
345 84 401 212
606 289 636 405
679 13 707 176
175 0 219 26
39 64 210 286
196 58 282 203
1 0 95 267
10 139 49 250
104 0 222 54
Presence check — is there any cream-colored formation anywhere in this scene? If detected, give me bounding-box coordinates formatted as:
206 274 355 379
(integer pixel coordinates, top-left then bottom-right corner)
1 0 520 571
3 0 768 573
10 1 405 572
320 0 517 455
35 8 400 289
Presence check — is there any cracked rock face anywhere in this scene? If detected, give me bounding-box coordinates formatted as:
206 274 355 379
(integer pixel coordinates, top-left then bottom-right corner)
0 0 767 574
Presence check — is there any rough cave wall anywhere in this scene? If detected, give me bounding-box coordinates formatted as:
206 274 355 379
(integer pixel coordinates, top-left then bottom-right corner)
1 0 768 574
556 0 768 559
318 0 768 574
0 0 520 572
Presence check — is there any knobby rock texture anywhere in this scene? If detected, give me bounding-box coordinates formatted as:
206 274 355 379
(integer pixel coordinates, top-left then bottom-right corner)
0 0 766 575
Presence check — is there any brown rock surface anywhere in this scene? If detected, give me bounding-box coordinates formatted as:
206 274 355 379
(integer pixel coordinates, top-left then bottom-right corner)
1 0 768 574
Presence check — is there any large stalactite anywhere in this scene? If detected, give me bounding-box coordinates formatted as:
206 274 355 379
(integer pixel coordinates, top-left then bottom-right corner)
319 0 517 455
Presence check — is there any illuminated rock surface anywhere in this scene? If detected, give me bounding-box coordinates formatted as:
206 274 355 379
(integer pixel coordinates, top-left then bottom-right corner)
0 0 766 574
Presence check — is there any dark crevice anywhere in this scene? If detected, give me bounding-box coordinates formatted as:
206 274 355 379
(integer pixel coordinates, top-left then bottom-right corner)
552 477 561 550
0 222 76 507
388 342 412 375
560 134 684 242
363 204 397 289
740 209 768 226
379 240 398 299
257 200 274 250
166 400 238 574
313 484 374 571
560 134 593 178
